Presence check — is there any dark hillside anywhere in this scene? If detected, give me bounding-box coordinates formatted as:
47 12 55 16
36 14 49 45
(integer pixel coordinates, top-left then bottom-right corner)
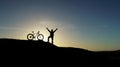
0 38 119 66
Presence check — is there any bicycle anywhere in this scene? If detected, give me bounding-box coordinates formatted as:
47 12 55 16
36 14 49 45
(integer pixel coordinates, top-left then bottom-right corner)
27 31 44 40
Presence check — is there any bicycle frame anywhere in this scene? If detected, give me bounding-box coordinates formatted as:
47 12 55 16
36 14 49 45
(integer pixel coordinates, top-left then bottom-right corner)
32 31 39 38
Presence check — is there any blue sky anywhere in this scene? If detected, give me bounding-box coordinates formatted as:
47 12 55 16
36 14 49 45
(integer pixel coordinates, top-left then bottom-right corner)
0 0 120 51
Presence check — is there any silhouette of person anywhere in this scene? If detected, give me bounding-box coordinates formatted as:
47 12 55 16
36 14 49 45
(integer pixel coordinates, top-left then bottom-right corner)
46 28 58 44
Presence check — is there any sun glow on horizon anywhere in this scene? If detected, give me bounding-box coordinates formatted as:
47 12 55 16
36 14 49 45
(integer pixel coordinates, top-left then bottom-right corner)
16 20 63 42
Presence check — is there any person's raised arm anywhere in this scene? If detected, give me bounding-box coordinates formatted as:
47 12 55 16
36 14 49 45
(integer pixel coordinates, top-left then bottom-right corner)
46 28 50 32
54 28 58 32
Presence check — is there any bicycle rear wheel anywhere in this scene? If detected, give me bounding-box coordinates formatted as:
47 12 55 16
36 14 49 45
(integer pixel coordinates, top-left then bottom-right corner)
27 34 34 40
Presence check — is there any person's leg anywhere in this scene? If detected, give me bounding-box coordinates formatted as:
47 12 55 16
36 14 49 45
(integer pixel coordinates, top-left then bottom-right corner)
48 36 50 42
52 37 54 44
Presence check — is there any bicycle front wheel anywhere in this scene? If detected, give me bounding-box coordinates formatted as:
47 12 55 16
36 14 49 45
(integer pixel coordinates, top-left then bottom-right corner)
37 34 44 40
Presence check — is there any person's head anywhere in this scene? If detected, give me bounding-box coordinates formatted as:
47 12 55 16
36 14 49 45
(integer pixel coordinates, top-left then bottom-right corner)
51 29 53 32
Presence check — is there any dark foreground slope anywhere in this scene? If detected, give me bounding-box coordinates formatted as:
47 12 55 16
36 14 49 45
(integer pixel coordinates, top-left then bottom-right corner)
0 38 120 66
0 38 57 48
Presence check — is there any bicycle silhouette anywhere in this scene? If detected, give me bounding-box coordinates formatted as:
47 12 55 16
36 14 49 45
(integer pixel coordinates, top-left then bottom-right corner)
27 31 44 40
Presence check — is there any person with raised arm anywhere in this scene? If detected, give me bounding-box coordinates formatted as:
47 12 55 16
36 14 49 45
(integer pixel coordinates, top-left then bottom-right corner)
46 28 58 44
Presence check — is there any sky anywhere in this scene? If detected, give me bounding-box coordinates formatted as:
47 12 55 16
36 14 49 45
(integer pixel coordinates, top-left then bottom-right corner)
0 0 120 51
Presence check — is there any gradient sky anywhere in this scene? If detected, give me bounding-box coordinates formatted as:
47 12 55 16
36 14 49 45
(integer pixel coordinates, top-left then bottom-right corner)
0 0 120 51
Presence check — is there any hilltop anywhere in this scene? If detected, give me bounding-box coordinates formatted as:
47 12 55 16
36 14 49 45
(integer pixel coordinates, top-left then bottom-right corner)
0 38 119 66
0 38 57 49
